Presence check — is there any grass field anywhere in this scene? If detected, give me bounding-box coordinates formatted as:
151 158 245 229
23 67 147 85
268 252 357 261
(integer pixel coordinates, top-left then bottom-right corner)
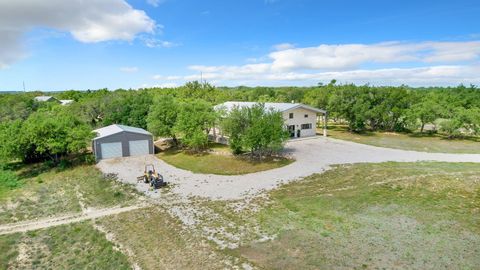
0 221 131 269
233 162 480 269
326 125 480 153
3 157 480 269
157 145 293 175
98 206 237 269
0 164 139 224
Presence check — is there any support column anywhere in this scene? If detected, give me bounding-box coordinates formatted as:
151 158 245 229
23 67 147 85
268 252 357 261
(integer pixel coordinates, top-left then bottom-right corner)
323 112 328 137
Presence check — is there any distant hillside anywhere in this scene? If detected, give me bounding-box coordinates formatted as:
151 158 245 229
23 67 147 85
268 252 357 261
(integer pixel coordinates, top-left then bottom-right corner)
1 91 24 94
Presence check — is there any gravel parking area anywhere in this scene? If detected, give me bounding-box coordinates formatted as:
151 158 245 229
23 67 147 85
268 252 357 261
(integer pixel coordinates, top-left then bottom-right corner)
97 136 480 200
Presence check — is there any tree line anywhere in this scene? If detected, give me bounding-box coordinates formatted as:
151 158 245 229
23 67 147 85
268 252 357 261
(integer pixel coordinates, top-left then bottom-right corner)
1 81 479 164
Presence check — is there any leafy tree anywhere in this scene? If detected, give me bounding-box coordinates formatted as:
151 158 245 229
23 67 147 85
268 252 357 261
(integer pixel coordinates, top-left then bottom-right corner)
0 120 23 164
219 106 248 154
303 87 330 111
245 105 289 157
177 81 219 103
407 98 441 132
439 108 480 138
440 118 463 138
220 104 289 158
103 90 152 129
0 110 92 163
328 86 370 132
174 99 216 151
147 95 180 145
0 93 37 121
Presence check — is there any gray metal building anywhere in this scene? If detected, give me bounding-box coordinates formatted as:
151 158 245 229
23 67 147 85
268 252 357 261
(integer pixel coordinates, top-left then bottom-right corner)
92 124 154 160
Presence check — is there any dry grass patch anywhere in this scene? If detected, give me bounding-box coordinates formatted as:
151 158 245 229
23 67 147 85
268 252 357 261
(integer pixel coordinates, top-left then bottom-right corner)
0 165 139 224
98 206 238 270
326 125 480 153
234 162 480 269
0 222 131 269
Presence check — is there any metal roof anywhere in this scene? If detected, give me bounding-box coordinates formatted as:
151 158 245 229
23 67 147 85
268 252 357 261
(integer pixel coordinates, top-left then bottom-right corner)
34 96 58 102
60 99 74 105
93 124 152 140
215 101 326 114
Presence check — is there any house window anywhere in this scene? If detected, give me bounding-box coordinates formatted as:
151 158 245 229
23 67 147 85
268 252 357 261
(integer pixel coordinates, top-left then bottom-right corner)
289 113 294 119
304 114 308 118
301 123 312 130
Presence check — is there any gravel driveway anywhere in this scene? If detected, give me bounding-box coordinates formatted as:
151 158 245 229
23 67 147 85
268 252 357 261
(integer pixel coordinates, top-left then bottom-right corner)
97 136 480 200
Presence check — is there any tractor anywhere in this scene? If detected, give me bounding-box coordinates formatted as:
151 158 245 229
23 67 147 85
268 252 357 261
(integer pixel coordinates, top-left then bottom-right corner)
137 164 167 189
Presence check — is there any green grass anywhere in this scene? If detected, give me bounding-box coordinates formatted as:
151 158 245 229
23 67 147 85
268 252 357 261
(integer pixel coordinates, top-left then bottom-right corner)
0 164 139 224
325 125 480 153
158 146 293 175
0 222 131 269
0 169 22 197
234 162 480 269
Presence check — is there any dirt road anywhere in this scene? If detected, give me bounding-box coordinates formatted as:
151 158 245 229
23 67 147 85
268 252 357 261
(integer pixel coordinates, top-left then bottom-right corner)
97 136 480 200
0 204 145 235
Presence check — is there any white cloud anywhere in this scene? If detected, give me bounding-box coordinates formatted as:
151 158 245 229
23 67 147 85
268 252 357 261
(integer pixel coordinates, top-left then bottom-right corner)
273 43 295 51
138 82 178 89
0 0 156 68
157 82 179 88
268 41 480 71
189 63 272 75
181 65 480 86
120 66 139 73
152 75 182 80
146 0 165 7
143 38 179 48
177 40 480 86
0 30 26 69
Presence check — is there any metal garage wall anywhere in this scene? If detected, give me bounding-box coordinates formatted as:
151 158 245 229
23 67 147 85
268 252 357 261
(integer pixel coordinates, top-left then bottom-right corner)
94 131 153 160
128 140 150 156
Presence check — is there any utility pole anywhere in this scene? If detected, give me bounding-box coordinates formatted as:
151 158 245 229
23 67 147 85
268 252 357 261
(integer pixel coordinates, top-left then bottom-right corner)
23 81 26 92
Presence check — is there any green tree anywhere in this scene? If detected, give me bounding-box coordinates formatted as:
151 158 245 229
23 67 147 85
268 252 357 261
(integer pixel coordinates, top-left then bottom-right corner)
328 86 370 132
220 104 289 158
174 99 216 151
407 99 441 132
147 95 180 145
0 93 37 121
440 118 463 138
219 106 248 154
177 81 219 103
103 90 152 129
0 120 23 164
0 110 92 163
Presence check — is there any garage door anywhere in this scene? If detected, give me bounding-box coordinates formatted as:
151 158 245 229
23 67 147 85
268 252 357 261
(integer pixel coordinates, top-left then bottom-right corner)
128 140 150 156
100 142 123 159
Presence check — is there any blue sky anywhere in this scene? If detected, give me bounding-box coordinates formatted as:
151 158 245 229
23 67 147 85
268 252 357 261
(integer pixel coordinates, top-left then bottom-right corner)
0 0 479 91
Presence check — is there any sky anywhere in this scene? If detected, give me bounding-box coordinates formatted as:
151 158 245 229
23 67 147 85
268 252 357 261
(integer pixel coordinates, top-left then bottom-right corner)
0 0 479 91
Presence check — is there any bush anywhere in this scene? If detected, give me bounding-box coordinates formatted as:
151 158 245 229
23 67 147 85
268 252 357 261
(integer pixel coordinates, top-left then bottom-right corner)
0 169 21 190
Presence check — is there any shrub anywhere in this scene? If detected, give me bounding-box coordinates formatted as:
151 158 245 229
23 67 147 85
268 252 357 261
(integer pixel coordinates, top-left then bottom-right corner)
0 169 21 190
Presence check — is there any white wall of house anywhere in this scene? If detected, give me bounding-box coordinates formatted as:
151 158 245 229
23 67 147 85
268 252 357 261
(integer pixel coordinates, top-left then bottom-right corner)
282 107 317 138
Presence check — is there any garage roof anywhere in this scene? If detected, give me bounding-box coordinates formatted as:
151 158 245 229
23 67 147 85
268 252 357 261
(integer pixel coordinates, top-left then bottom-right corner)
34 96 59 102
215 101 327 114
93 124 152 140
